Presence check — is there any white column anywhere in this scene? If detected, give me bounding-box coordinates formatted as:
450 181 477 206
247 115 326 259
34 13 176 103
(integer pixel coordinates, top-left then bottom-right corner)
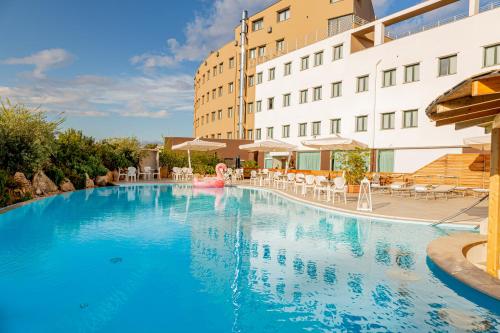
469 0 480 16
374 22 385 46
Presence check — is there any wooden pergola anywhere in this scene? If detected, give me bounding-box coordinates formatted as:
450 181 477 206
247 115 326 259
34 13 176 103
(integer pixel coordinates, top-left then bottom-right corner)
426 70 500 278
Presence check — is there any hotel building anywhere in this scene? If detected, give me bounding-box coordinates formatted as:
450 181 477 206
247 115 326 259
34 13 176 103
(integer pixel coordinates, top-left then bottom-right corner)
193 0 500 173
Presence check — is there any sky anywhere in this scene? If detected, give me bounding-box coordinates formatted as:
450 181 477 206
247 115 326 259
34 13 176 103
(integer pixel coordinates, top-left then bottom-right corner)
0 0 470 142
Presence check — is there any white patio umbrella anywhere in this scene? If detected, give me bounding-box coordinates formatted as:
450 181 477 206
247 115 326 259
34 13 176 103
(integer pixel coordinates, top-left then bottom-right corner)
239 139 297 173
301 135 368 150
464 135 491 188
172 138 226 169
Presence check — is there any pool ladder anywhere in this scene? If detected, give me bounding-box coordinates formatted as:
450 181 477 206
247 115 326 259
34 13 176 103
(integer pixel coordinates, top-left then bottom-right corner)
431 194 489 228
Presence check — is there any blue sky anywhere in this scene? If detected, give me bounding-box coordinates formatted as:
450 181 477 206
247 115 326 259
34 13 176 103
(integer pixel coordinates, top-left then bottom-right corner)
0 0 468 142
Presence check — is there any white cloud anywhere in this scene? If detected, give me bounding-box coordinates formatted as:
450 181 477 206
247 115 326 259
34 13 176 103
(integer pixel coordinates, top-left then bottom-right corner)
2 48 74 78
131 0 275 69
0 73 193 119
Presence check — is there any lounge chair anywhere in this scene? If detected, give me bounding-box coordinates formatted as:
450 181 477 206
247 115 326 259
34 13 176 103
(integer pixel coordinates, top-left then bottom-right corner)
431 185 456 199
413 184 433 200
390 182 412 196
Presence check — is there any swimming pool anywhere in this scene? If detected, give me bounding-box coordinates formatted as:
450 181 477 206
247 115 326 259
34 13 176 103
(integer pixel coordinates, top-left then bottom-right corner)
0 184 498 332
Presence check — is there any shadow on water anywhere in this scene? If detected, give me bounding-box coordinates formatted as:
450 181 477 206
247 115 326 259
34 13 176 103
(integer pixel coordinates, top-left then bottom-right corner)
426 257 500 314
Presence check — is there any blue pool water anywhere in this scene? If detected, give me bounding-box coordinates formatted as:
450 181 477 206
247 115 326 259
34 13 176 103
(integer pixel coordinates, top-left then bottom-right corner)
0 185 499 332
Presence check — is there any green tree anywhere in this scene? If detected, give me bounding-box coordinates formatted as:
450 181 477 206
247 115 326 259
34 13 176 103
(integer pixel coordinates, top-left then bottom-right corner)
340 149 369 185
98 137 144 170
0 99 62 177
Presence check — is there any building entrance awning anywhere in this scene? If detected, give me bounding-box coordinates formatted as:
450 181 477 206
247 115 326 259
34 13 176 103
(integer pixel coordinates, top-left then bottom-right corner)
301 136 368 150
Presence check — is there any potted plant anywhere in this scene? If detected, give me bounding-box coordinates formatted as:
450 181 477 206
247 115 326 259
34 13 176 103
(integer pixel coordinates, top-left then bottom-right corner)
341 149 369 193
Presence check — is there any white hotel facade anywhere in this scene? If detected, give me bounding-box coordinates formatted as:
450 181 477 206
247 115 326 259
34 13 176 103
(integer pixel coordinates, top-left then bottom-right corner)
251 1 500 173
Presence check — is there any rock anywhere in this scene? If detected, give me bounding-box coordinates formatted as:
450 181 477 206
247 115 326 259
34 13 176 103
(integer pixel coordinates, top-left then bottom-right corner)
60 178 75 192
12 172 33 198
32 171 58 195
85 174 95 189
95 175 108 187
106 171 115 182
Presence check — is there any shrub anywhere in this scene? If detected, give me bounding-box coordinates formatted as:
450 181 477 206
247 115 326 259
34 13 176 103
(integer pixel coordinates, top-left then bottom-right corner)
0 170 11 207
340 149 369 185
45 165 65 186
0 99 61 177
98 137 144 170
159 149 221 175
242 160 258 168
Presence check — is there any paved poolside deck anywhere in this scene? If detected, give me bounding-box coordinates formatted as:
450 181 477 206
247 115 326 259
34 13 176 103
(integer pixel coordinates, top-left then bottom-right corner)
116 179 488 226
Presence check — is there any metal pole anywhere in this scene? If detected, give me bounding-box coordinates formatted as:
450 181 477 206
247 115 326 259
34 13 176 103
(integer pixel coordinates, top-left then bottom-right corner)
238 10 248 140
188 149 192 169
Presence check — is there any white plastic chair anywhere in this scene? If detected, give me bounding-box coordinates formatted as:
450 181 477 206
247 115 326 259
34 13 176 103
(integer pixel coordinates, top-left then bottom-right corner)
250 170 259 185
263 171 274 187
331 177 347 204
272 171 282 188
152 168 161 180
185 168 194 181
138 166 152 180
293 173 305 193
284 173 296 190
300 175 316 196
313 176 329 200
172 167 182 181
117 168 127 182
127 167 137 182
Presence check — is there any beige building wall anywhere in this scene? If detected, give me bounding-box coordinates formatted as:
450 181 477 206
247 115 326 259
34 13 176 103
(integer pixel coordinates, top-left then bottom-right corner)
193 0 375 140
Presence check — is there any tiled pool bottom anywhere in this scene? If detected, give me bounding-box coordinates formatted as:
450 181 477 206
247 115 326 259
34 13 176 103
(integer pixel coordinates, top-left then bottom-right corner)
0 185 498 332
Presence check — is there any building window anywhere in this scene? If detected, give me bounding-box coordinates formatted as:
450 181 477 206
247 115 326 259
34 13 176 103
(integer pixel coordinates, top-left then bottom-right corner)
206 113 209 123
255 128 262 140
484 43 500 67
331 81 342 97
252 18 264 31
229 57 235 69
276 39 285 52
258 45 266 57
377 150 394 173
201 115 205 125
248 75 255 87
356 75 369 93
268 67 276 81
298 123 307 137
211 134 215 139
212 89 216 99
266 127 274 139
249 48 256 59
404 63 420 83
217 133 222 139
301 56 309 70
219 63 223 74
207 70 210 80
256 100 262 112
227 132 233 139
330 118 341 134
381 112 395 130
314 51 324 66
356 115 368 132
299 89 308 104
228 107 233 118
218 86 223 97
213 66 217 76
282 125 290 138
284 62 292 76
333 44 343 61
297 152 321 171
257 72 263 84
313 86 322 101
382 69 396 87
268 97 275 110
312 121 321 136
403 110 418 128
247 102 254 114
211 112 216 121
217 110 223 120
283 93 291 107
277 8 290 22
228 82 234 93
439 54 457 76
247 129 253 140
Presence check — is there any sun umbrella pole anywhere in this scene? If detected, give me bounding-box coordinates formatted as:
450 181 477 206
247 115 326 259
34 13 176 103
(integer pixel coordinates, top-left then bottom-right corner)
285 152 291 174
188 149 192 169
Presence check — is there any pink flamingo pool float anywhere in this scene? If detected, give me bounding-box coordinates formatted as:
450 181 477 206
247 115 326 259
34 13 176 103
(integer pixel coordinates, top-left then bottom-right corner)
192 163 227 188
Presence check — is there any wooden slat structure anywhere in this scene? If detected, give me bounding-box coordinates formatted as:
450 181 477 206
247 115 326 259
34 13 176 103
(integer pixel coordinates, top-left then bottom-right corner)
413 153 490 188
426 70 500 278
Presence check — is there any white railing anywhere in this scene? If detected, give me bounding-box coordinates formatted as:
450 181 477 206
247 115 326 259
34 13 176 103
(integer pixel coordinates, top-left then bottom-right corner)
386 0 500 40
479 0 500 13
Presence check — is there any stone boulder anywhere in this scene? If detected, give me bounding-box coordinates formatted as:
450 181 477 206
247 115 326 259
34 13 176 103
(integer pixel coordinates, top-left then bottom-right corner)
32 171 58 196
60 178 75 192
95 175 108 187
85 174 95 189
12 172 33 198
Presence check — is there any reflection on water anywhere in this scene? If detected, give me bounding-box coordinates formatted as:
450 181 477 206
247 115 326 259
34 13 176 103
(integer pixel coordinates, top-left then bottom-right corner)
0 185 499 333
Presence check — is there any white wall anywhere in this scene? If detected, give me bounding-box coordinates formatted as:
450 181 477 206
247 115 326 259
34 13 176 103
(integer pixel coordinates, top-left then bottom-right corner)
253 7 500 172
